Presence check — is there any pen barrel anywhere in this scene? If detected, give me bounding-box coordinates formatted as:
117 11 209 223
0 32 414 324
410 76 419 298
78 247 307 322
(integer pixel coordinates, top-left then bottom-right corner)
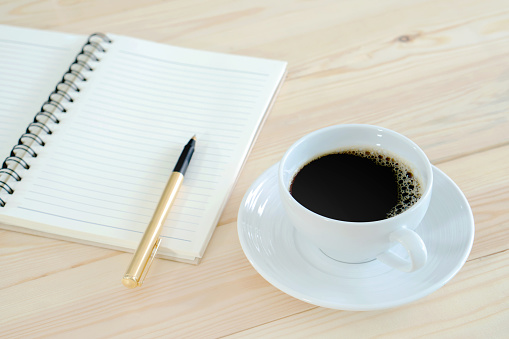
122 171 184 288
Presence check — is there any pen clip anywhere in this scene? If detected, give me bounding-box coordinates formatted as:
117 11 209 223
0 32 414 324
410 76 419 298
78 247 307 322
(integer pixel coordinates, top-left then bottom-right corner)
139 238 162 286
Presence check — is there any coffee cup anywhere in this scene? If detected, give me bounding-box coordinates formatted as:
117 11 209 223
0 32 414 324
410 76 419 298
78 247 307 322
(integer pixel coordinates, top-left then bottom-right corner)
278 124 432 272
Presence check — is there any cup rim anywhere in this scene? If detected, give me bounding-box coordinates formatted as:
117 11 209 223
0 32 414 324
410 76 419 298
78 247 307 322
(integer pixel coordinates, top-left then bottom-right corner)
278 124 433 225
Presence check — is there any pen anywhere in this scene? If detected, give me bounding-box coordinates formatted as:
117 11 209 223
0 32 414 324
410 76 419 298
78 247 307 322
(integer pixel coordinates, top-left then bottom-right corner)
122 135 196 288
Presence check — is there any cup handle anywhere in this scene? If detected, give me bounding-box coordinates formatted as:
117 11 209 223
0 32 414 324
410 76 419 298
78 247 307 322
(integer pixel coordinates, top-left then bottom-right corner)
376 228 427 272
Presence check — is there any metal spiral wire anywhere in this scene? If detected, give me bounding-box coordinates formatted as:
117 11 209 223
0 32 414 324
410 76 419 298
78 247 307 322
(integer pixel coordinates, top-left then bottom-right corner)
0 33 112 207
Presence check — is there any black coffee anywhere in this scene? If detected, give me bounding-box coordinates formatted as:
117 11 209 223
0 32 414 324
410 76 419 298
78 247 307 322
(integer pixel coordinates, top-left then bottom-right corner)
289 149 422 222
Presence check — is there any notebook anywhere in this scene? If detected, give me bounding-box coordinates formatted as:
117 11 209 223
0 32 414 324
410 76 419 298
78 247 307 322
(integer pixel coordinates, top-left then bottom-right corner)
0 25 287 263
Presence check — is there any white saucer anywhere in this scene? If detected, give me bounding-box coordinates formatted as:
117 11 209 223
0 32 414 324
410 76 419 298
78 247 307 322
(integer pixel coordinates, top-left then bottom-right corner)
238 163 474 311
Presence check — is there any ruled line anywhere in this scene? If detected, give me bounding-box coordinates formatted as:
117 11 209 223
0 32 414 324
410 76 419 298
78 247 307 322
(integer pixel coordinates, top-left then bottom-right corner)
41 168 165 190
17 207 193 242
72 121 239 144
118 50 270 77
31 185 157 210
0 47 64 60
87 99 250 122
23 198 149 224
0 112 32 120
32 183 207 208
38 177 160 198
80 108 247 134
42 155 219 191
0 82 46 92
0 89 38 98
90 89 252 116
62 128 235 153
0 39 70 51
27 190 203 226
65 126 179 149
25 192 203 221
116 51 269 82
42 164 218 196
25 194 153 219
54 140 231 168
61 134 231 160
109 65 262 97
55 143 179 167
38 159 214 198
97 75 258 103
0 66 62 78
0 74 51 88
93 82 256 109
2 58 64 73
47 156 165 179
95 79 257 106
110 63 265 90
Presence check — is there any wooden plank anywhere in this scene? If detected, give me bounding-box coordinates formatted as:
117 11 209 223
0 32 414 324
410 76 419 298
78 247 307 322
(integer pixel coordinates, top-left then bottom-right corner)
438 145 509 261
225 250 509 338
0 230 118 290
0 222 312 338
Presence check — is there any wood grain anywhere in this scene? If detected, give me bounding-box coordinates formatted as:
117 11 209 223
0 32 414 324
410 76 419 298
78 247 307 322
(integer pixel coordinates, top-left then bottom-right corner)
0 0 508 337
226 251 509 338
0 223 311 338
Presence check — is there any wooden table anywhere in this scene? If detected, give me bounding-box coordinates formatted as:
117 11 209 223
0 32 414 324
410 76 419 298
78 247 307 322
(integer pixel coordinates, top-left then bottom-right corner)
1 0 508 337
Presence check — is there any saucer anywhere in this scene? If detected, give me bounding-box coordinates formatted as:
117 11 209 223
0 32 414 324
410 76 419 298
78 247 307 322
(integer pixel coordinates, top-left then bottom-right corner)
237 163 474 311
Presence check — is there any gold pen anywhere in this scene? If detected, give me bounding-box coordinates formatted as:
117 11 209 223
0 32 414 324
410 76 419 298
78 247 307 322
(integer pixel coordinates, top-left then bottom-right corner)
122 135 196 288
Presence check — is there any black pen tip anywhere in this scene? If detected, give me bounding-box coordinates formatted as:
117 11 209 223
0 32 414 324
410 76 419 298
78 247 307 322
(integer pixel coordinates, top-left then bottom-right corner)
191 135 197 141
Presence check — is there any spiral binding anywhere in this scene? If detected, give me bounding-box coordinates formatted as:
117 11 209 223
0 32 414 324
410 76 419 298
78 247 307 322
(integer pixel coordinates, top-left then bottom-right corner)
0 33 112 207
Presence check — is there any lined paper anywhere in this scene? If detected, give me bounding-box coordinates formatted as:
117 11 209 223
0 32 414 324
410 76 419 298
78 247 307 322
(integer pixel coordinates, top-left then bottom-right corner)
1 31 286 261
0 26 84 163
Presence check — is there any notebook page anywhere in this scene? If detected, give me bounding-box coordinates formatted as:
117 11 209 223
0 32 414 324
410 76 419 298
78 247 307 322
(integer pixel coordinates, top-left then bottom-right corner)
3 33 286 260
0 25 86 163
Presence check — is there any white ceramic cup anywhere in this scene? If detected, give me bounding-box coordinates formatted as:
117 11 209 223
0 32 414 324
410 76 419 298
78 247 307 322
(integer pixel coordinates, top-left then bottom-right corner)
278 124 432 272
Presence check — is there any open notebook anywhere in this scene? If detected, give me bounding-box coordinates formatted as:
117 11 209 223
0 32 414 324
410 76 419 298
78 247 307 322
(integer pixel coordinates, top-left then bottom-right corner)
0 25 287 263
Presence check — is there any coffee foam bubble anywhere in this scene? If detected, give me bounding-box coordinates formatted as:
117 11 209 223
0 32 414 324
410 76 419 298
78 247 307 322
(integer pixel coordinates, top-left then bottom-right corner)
335 148 423 219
